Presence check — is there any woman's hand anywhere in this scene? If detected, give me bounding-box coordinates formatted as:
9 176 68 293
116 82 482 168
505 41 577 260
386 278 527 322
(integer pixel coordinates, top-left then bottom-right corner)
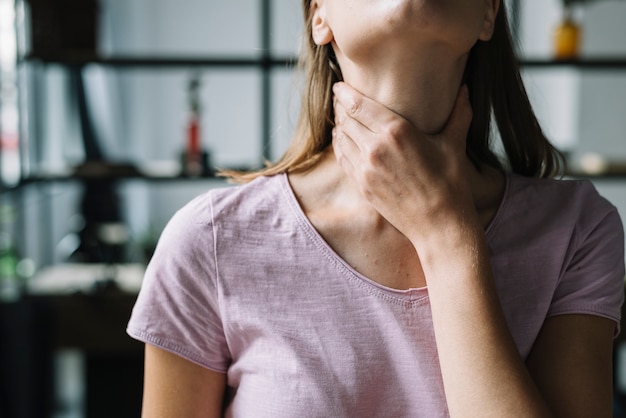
332 82 476 243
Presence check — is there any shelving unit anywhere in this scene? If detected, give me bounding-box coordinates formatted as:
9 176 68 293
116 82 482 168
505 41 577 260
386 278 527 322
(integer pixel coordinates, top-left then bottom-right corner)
4 55 626 195
21 54 298 69
2 0 302 274
4 0 301 191
521 57 626 69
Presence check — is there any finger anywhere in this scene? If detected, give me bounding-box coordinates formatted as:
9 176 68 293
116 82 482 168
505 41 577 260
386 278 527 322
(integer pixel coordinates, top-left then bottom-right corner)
437 84 473 146
333 82 398 134
332 128 358 177
334 101 377 152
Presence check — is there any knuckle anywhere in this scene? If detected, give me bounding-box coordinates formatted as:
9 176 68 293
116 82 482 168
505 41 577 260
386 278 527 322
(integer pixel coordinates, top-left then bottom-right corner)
359 171 376 197
334 129 347 146
348 97 363 116
365 143 386 167
384 120 410 142
362 165 378 184
336 151 348 167
361 186 374 202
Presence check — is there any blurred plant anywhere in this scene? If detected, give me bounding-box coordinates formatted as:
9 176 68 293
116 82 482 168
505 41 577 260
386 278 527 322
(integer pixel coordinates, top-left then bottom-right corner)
137 226 159 265
0 204 35 302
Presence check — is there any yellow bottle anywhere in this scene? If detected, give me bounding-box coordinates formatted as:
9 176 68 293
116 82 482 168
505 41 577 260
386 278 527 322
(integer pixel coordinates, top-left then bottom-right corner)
554 7 581 60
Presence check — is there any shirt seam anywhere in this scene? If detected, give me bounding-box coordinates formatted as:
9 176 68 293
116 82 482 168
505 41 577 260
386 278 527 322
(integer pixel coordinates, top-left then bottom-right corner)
546 305 622 337
207 190 234 363
547 303 621 319
127 326 229 373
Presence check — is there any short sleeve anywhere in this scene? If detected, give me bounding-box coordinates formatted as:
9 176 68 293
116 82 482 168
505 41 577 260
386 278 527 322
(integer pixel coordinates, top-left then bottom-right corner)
547 185 625 335
126 192 230 372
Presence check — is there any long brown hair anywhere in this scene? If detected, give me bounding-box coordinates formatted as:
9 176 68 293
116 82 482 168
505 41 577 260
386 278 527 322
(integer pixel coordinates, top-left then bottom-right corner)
223 0 563 182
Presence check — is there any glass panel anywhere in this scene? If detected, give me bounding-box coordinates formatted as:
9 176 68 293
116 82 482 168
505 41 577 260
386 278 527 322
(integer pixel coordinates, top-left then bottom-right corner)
572 2 626 56
24 66 261 175
205 69 262 168
578 73 626 161
100 0 261 57
521 68 581 154
103 68 262 171
270 67 300 162
271 0 303 57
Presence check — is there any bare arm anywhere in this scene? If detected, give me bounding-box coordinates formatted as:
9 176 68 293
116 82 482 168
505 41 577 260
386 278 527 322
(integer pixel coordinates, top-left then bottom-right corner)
142 344 227 418
526 314 615 418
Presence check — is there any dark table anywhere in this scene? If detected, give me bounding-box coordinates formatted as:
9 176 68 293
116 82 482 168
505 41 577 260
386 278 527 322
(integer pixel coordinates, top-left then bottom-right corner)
0 287 144 418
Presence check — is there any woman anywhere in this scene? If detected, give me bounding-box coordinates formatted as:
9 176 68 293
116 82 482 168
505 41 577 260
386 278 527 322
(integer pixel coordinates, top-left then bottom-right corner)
128 0 625 416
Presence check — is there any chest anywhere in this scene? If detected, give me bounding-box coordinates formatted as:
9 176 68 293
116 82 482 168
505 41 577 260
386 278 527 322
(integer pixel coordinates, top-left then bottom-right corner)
221 277 445 417
306 209 427 290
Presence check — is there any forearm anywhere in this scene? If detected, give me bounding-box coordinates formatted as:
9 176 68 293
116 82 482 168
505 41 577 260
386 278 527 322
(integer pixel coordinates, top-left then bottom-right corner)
416 224 552 417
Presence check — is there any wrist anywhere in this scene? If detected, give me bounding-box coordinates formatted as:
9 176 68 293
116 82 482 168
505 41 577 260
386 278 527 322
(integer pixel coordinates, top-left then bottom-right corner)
409 215 487 278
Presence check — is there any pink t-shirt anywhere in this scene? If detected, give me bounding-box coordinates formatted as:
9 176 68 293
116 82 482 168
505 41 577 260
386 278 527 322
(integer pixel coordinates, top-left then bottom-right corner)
127 172 624 417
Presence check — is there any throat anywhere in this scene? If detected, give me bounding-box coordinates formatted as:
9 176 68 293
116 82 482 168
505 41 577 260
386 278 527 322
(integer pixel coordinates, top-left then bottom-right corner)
338 48 469 135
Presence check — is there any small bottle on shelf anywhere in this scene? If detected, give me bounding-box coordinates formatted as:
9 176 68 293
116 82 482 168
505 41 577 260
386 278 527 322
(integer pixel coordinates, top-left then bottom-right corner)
553 4 582 60
182 73 210 177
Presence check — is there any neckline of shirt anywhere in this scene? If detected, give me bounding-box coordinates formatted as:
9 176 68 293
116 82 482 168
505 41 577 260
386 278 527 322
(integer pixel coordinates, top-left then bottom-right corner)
277 171 512 304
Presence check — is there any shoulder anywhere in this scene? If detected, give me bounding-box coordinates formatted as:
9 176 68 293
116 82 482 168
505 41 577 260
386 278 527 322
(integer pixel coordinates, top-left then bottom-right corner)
162 174 302 256
503 174 622 233
508 174 610 208
490 173 624 277
209 174 288 215
491 174 624 346
167 174 288 230
502 173 624 295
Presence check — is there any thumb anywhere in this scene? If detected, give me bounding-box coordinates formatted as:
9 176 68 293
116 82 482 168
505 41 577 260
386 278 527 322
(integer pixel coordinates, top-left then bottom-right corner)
438 85 473 146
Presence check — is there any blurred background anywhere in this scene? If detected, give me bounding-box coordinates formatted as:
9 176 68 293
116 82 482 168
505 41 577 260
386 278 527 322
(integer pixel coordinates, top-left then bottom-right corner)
0 0 626 417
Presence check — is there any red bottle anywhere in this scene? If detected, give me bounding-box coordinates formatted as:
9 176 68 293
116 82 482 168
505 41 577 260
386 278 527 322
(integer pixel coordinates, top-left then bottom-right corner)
185 74 203 176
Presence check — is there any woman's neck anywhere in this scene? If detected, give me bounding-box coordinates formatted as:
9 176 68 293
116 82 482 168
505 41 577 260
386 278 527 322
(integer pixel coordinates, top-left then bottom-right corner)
337 46 469 135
